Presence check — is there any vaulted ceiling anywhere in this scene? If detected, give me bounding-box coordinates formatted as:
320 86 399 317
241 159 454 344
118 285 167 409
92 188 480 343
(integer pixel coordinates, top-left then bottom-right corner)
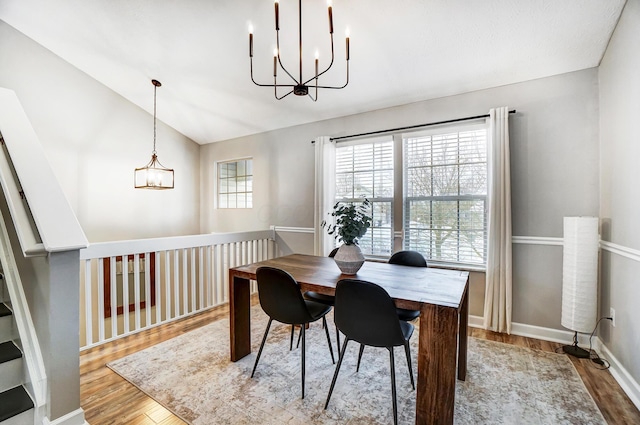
0 0 626 144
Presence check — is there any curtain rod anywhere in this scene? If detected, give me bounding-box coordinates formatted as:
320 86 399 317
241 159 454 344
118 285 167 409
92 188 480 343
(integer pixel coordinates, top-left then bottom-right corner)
311 109 516 143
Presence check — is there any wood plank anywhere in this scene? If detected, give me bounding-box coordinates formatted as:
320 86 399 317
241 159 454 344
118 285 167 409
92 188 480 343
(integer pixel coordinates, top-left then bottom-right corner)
229 274 251 361
416 303 458 425
230 254 469 309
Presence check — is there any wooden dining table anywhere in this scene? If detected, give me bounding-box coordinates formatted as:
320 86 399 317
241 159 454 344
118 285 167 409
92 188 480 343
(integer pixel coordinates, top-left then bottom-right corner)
228 254 470 425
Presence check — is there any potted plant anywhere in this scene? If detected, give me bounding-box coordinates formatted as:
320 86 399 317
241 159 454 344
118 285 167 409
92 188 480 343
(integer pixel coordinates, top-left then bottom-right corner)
322 199 372 274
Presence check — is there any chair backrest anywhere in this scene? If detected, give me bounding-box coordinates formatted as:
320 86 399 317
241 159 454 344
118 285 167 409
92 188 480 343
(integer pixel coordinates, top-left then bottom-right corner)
388 250 427 267
334 279 407 348
256 267 313 325
328 247 339 258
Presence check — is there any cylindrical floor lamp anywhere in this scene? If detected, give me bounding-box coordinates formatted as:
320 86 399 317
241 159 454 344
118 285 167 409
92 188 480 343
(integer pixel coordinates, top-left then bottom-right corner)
561 216 599 358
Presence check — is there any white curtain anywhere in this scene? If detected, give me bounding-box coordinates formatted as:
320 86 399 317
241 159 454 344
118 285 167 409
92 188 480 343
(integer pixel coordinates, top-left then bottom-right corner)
483 107 513 334
313 136 336 256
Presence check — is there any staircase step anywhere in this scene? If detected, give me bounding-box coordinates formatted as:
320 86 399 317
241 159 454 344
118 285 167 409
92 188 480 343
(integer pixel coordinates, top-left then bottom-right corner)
0 304 15 342
0 386 34 422
0 342 23 393
0 341 21 364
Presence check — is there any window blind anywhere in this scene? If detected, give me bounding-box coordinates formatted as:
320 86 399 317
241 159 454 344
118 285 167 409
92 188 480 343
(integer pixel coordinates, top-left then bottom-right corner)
403 126 488 266
335 138 394 256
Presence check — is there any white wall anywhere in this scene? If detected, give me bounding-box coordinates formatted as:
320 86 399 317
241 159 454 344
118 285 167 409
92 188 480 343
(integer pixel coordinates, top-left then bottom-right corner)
598 0 640 392
201 68 600 327
0 20 201 242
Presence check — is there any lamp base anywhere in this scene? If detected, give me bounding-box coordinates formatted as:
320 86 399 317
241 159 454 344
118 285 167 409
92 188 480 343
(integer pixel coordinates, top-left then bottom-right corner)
562 344 590 358
562 331 591 358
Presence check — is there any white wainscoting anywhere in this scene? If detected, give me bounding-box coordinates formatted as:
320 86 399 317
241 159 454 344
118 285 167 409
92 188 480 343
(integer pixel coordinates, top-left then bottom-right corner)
600 240 640 263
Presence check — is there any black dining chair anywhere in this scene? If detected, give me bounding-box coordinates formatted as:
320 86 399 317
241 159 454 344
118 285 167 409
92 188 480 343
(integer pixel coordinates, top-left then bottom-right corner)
325 279 415 425
301 247 341 349
354 250 426 371
251 266 335 399
388 250 426 322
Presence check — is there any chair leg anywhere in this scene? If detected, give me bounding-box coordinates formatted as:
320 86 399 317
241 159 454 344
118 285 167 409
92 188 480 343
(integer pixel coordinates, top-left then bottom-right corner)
356 344 365 372
301 324 306 399
290 325 295 351
251 318 273 378
325 338 350 410
388 347 398 425
322 316 335 364
335 324 341 352
296 325 302 348
404 340 415 390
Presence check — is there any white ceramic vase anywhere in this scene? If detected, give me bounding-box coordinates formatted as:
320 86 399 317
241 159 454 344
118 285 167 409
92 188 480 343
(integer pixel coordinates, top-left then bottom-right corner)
334 244 365 275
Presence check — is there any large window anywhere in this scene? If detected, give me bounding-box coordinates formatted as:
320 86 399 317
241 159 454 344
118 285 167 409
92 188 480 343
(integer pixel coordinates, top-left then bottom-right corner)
218 159 253 209
335 138 394 256
332 122 488 267
404 125 487 266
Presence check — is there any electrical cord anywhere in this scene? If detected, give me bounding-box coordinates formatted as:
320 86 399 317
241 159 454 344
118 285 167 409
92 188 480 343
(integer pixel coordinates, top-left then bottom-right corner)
553 316 613 369
587 316 613 370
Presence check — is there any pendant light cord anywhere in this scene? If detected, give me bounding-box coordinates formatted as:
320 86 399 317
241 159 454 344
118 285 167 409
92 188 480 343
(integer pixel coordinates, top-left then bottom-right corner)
152 83 157 155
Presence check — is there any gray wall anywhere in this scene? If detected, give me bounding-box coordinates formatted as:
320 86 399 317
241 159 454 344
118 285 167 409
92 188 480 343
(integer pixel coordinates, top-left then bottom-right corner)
598 0 640 388
0 20 201 243
201 68 600 328
200 68 599 329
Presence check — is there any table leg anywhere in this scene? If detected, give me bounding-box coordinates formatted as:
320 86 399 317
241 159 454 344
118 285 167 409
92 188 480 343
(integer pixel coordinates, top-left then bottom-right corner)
229 274 251 361
458 282 469 381
416 303 458 425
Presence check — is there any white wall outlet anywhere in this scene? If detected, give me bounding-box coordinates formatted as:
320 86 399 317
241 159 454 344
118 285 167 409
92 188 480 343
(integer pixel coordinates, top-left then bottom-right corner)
610 307 616 327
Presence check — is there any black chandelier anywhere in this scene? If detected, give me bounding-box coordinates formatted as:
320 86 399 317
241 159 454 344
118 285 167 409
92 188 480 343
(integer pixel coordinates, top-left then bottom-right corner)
249 0 350 101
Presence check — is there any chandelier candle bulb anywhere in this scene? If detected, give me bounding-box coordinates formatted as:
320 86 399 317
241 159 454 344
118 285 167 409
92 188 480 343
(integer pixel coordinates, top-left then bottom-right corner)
273 50 277 76
328 2 334 34
315 50 319 76
275 0 279 30
346 36 350 60
249 29 253 57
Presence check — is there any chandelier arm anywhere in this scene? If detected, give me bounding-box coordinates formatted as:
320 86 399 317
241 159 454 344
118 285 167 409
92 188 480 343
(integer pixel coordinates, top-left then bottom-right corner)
276 30 300 85
301 33 336 86
251 54 299 88
275 88 295 100
315 60 349 89
307 81 318 102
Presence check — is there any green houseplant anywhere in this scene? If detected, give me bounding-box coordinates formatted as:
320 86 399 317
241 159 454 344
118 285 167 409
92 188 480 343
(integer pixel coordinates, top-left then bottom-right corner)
322 199 372 274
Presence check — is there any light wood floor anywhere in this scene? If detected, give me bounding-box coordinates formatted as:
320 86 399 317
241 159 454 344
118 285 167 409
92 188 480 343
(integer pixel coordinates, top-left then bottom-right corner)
80 301 640 425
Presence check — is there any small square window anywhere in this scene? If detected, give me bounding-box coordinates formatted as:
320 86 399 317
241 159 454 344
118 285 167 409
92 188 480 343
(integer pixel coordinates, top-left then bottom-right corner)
217 159 253 209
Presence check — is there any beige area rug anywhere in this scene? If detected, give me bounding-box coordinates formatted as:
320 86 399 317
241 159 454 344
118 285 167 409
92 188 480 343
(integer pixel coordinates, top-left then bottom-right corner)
107 307 606 425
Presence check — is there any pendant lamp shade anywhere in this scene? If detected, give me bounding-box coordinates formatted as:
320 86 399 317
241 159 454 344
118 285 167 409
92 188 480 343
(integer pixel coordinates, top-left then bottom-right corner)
561 216 599 334
134 79 174 190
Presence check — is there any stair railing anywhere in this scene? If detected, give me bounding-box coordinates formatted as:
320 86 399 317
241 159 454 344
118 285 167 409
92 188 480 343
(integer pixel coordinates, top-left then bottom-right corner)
79 229 277 350
0 203 46 422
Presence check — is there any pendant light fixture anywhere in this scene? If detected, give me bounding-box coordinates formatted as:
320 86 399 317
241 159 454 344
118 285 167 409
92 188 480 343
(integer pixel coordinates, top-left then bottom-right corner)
248 0 350 101
134 79 174 189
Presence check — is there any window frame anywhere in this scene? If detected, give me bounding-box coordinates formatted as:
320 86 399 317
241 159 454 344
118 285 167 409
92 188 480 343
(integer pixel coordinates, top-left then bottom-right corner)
216 157 253 209
402 123 489 268
333 136 395 258
330 121 489 269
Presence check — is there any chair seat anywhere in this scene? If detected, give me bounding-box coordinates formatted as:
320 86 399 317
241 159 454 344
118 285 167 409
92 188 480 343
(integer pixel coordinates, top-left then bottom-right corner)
396 307 420 322
305 299 333 321
304 291 335 306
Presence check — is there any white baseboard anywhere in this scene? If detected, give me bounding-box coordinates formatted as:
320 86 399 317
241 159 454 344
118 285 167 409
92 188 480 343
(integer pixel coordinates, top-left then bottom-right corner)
42 408 86 425
469 315 594 345
597 342 640 411
469 315 640 411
